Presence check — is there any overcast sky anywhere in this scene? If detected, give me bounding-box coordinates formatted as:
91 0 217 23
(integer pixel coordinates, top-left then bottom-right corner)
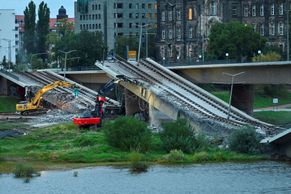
1 0 74 18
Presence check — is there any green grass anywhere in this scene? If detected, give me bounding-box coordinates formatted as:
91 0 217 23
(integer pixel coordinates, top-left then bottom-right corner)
212 91 291 109
253 111 291 126
0 123 267 173
0 96 18 112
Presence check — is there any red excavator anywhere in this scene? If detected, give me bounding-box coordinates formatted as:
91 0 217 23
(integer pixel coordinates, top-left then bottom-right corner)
73 80 117 128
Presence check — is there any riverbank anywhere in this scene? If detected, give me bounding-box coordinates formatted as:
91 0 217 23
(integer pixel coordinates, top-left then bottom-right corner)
0 123 268 173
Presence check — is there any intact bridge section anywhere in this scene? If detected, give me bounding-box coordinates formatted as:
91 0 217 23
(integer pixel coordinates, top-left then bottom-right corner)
96 57 274 135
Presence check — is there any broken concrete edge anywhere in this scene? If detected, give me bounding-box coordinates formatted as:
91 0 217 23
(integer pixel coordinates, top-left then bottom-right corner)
261 128 291 144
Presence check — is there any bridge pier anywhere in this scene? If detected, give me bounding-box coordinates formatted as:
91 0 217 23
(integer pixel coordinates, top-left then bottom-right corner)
231 84 254 115
0 77 8 95
124 89 141 116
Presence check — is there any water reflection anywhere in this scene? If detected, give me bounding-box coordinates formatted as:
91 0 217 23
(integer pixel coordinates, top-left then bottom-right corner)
1 161 291 194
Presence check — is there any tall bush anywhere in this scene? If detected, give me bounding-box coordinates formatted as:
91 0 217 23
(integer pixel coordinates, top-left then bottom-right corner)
103 116 151 152
160 119 197 153
229 126 260 154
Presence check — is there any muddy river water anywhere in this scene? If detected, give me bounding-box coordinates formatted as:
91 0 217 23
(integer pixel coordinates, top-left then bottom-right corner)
1 161 291 194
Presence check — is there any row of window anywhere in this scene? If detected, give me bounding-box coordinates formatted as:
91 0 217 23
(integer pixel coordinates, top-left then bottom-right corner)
241 3 284 17
161 28 182 40
258 22 285 36
128 12 157 19
161 10 182 22
80 14 102 21
80 23 102 30
114 3 157 9
91 4 102 11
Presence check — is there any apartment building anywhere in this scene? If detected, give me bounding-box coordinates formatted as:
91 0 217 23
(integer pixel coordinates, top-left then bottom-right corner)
75 0 157 51
157 0 290 63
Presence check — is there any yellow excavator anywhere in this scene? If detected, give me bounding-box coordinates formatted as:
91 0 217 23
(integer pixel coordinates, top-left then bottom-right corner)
16 81 75 115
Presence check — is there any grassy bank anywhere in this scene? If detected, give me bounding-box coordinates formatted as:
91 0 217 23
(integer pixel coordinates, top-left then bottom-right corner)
0 96 18 112
212 91 291 108
253 111 291 127
0 123 266 173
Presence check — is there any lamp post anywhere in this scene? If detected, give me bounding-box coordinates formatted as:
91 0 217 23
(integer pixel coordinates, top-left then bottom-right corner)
223 72 245 120
137 24 151 65
59 50 77 80
257 50 262 62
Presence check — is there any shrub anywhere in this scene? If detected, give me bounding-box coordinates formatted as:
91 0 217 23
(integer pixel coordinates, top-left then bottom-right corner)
229 126 260 154
13 164 37 178
162 149 186 163
160 119 196 153
128 152 148 173
103 116 151 152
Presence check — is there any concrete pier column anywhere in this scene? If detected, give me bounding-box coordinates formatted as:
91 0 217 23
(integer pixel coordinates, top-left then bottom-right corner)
148 105 161 129
124 89 140 116
0 77 8 95
231 84 254 115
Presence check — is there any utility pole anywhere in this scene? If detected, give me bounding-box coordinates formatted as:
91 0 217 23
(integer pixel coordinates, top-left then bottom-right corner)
287 9 290 61
2 39 12 70
59 50 77 80
223 72 245 120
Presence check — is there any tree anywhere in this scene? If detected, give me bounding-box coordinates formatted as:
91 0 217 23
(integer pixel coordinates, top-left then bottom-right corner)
208 21 267 62
36 1 50 58
53 31 107 69
56 18 74 37
116 36 138 59
23 1 36 54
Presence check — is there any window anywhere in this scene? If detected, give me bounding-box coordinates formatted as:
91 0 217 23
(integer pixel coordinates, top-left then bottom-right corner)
169 29 173 39
189 27 193 38
147 13 152 19
232 6 237 16
188 8 193 20
129 13 132 18
80 25 82 30
210 1 217 16
142 3 145 9
162 11 166 21
117 3 123 9
271 3 274 15
80 15 82 20
129 3 132 9
147 3 152 9
117 13 123 18
260 5 264 16
161 46 165 59
244 6 249 17
154 3 157 9
252 5 256 16
142 13 145 18
136 3 139 9
279 3 284 15
168 11 173 21
135 23 139 28
169 46 173 57
278 22 284 35
129 23 132 28
92 4 94 10
177 28 181 39
135 13 139 18
117 23 123 28
162 30 166 40
269 22 275 35
177 10 181 20
98 4 101 10
253 24 257 32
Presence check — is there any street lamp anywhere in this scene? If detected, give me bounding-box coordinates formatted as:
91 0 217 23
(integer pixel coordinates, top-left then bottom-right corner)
257 50 262 62
59 50 77 80
137 23 151 65
223 71 245 120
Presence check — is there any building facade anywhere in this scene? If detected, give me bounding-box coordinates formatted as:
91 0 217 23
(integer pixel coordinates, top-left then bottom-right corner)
74 0 157 51
0 9 18 65
157 0 291 63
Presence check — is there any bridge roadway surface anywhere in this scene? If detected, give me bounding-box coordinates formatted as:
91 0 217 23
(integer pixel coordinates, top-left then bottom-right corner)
62 60 291 85
95 57 275 135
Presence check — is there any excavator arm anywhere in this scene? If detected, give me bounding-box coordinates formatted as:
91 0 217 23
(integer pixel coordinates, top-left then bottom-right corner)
16 81 75 115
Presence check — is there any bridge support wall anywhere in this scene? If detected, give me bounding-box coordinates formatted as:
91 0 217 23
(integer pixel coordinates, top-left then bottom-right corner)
124 89 140 116
232 84 254 115
0 77 8 95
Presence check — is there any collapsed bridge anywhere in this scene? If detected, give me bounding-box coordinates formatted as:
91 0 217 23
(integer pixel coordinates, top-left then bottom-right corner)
96 57 275 135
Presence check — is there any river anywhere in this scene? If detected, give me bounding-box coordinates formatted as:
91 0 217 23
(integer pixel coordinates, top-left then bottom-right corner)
1 161 291 194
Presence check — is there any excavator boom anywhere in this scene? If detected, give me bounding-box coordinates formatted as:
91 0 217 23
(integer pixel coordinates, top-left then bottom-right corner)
16 81 75 115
